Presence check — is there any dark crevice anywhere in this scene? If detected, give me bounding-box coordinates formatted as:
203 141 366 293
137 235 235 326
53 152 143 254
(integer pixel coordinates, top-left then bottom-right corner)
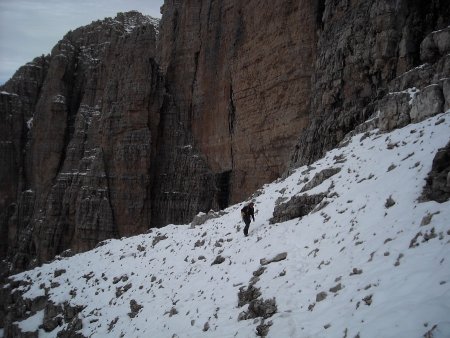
55 50 83 178
189 51 200 123
172 9 179 39
316 0 326 28
216 170 232 210
228 84 236 135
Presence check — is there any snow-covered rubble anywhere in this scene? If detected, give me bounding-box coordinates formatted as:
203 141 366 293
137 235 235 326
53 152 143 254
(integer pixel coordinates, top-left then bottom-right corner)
3 112 450 338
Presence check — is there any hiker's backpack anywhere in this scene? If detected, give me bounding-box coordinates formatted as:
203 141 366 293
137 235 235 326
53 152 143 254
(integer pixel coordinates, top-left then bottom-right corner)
241 206 247 218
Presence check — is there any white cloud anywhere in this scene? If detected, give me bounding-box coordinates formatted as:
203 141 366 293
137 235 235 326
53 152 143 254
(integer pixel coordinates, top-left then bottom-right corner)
0 0 163 85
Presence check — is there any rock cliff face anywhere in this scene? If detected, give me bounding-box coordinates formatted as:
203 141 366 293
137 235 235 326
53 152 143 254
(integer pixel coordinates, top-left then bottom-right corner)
0 56 50 260
290 0 450 166
159 0 316 203
1 2 449 271
1 12 164 269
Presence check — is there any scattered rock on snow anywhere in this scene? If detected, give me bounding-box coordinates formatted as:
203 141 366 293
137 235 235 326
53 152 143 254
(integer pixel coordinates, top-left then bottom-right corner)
128 299 143 318
152 234 168 247
301 168 341 192
211 255 225 265
316 291 327 302
238 285 262 307
190 210 226 227
387 164 397 172
394 253 404 266
363 294 373 306
116 283 132 297
385 195 396 208
253 267 267 277
166 307 178 317
203 322 210 332
54 269 66 278
423 324 438 338
108 317 119 332
260 252 287 265
194 239 205 247
270 193 326 224
256 319 273 337
329 283 343 293
350 268 363 276
239 298 277 320
420 212 439 226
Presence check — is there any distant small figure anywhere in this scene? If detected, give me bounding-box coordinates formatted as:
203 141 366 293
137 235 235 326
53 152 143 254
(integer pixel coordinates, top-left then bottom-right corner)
241 202 255 237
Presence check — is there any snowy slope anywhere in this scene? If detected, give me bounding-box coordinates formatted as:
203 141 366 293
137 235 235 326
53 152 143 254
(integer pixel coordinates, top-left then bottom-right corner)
4 112 450 338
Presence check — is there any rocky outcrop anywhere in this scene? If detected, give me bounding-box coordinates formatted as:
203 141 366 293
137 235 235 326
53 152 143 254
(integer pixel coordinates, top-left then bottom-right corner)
422 141 450 203
1 278 85 338
270 193 326 224
291 1 450 167
409 84 445 123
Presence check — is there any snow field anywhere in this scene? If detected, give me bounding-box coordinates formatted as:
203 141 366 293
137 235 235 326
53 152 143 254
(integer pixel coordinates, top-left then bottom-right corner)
6 111 450 338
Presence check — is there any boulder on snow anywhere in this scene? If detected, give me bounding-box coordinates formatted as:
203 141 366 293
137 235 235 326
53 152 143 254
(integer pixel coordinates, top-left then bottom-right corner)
301 168 341 192
316 291 327 302
270 193 326 224
238 298 277 321
211 255 225 265
238 285 262 307
128 299 143 318
260 252 287 266
421 141 450 203
190 210 226 227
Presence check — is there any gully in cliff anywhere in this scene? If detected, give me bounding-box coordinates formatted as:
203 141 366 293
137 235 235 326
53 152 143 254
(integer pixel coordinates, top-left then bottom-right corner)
241 202 255 237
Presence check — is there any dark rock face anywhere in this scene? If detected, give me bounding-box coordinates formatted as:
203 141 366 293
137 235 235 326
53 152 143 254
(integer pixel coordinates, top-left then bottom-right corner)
1 12 163 270
0 56 49 259
291 0 450 167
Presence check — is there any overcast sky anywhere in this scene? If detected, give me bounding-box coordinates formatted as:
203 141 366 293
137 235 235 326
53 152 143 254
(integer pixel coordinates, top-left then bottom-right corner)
0 0 163 85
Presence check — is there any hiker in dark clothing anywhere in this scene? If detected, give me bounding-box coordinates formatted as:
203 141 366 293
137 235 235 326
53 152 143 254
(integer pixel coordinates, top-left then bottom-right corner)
241 202 255 237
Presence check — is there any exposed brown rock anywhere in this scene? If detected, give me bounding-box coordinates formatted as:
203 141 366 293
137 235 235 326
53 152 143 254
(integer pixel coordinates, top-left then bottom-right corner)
159 0 316 204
